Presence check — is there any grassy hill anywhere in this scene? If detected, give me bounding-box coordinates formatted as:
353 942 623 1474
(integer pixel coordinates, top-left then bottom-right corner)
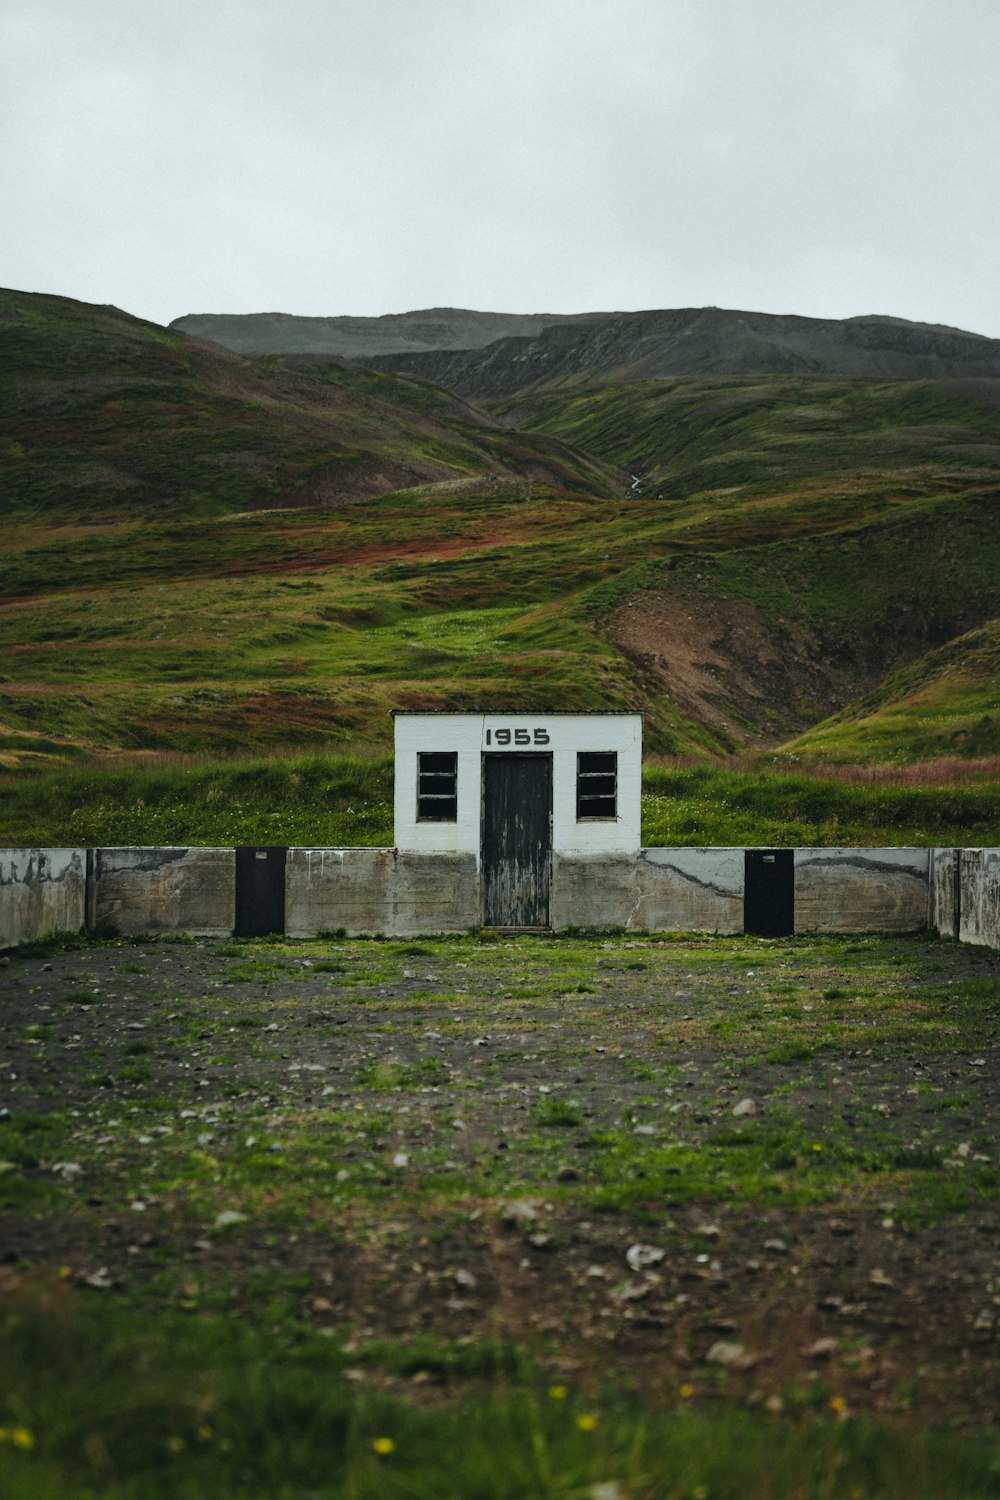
786 620 1000 763
493 373 1000 514
0 289 614 520
2 290 999 844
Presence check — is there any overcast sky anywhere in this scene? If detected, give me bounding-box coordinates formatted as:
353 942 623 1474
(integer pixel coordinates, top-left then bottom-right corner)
3 0 999 335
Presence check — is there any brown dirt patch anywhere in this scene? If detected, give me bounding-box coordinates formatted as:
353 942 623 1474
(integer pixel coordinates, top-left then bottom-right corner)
605 588 863 746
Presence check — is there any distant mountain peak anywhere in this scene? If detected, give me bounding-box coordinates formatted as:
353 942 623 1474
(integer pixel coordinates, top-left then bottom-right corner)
169 307 607 359
170 304 1000 394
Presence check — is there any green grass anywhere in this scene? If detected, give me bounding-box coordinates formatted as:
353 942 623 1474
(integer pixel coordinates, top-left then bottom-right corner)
3 1290 997 1499
6 481 998 765
0 751 394 846
2 749 998 846
495 374 1000 516
640 760 1000 846
786 621 1000 763
0 758 983 847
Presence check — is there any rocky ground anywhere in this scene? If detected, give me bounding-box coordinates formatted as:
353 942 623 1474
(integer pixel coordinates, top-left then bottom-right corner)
1 929 997 1428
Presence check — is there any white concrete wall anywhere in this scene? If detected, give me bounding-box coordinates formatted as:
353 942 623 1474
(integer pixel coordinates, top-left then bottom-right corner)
552 848 744 932
393 713 642 857
958 848 1000 949
0 849 86 947
794 848 930 933
94 848 235 936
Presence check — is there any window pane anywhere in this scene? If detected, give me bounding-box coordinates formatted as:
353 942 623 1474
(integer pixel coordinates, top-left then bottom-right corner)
419 772 455 793
578 793 617 818
420 752 456 773
580 772 615 798
578 752 617 775
418 794 457 820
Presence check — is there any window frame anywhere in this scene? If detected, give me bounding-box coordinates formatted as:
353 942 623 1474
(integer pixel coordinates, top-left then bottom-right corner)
416 750 458 823
576 750 618 821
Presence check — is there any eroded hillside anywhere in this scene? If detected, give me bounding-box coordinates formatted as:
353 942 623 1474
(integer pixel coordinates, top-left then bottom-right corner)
596 493 1000 754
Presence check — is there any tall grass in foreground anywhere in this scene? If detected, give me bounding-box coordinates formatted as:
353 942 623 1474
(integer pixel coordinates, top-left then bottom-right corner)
2 1286 997 1500
1 751 998 847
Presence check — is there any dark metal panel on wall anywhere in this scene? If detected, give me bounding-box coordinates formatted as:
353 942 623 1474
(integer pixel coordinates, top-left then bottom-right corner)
235 847 287 937
481 754 553 928
744 849 794 936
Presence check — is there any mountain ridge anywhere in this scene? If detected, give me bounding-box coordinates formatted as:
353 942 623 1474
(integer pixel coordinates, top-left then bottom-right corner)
363 306 1000 397
169 304 1000 392
169 307 610 358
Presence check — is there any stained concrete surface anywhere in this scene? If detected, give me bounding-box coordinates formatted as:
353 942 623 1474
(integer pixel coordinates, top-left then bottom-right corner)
794 849 929 933
93 847 235 937
0 849 85 947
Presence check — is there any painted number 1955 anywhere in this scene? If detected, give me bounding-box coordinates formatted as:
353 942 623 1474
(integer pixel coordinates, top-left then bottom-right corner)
485 727 550 745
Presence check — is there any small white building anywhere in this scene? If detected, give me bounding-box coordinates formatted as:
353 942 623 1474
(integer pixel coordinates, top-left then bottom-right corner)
393 712 642 928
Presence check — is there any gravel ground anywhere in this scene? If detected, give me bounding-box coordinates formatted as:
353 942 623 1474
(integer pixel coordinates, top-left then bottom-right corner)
1 929 998 1426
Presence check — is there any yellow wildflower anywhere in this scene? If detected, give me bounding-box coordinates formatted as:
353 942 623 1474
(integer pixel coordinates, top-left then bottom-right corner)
372 1436 395 1455
576 1414 599 1432
548 1384 568 1400
11 1429 35 1451
679 1383 695 1399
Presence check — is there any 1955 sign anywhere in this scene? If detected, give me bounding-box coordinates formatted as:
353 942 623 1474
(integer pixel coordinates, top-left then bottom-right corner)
484 727 550 746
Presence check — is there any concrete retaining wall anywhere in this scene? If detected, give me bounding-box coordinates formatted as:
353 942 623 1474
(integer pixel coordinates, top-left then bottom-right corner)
93 847 235 936
930 848 960 938
927 848 1000 947
793 849 930 933
4 844 999 949
286 849 479 937
958 849 1000 949
0 849 86 947
551 848 744 932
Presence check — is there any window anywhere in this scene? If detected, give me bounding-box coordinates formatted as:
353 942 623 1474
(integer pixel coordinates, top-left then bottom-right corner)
417 751 457 821
577 751 617 819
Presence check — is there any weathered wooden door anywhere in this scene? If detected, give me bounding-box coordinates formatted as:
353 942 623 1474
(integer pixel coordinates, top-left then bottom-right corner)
235 846 286 937
744 849 794 936
482 754 553 928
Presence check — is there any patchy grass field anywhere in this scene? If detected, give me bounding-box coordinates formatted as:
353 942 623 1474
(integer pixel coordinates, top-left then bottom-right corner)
1 929 998 1497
